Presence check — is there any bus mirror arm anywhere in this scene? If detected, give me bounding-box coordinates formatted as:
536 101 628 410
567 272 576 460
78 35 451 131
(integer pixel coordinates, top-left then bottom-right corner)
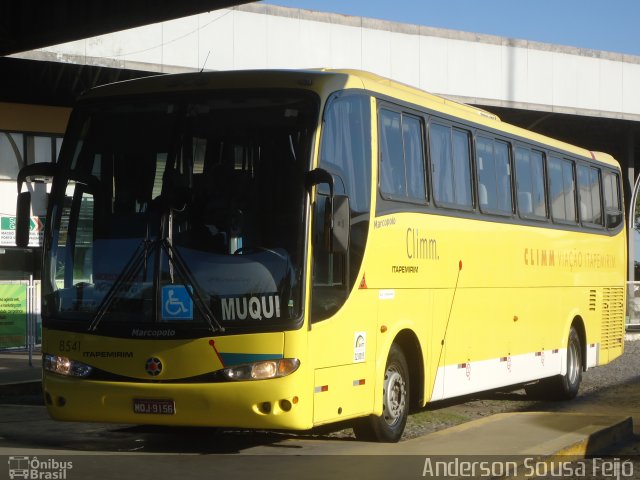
17 162 58 192
15 192 31 248
304 168 334 198
15 162 59 249
16 163 104 248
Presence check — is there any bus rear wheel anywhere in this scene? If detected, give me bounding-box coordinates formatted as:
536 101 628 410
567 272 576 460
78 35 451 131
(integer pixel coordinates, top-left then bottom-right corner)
525 326 582 400
353 344 409 443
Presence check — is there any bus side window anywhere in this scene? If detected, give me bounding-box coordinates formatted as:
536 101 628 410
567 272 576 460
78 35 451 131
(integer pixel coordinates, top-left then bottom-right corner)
515 147 547 220
549 156 577 223
494 141 513 213
452 129 472 207
590 167 603 225
531 150 547 218
403 115 426 201
515 147 533 215
476 137 512 215
430 123 454 205
378 109 426 202
379 109 405 197
603 170 623 228
429 123 472 209
312 93 372 322
476 137 495 211
577 164 603 226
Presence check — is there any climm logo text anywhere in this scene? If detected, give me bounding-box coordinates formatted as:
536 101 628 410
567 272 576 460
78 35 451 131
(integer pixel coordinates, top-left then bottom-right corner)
406 228 438 260
524 248 616 269
524 248 555 266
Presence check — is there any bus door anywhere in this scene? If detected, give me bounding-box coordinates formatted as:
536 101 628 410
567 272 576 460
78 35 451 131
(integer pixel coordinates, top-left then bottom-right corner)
306 92 375 425
307 252 378 425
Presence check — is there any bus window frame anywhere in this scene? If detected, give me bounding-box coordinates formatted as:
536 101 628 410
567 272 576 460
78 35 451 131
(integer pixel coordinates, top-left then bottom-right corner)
376 102 428 206
474 133 515 218
603 168 624 230
426 118 475 213
311 89 373 324
369 90 624 238
513 143 549 223
576 161 605 230
547 154 579 226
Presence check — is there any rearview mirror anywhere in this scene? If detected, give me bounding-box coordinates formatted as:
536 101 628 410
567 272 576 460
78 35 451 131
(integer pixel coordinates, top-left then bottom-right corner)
325 194 350 254
16 163 58 249
15 191 31 248
305 168 334 197
307 168 350 254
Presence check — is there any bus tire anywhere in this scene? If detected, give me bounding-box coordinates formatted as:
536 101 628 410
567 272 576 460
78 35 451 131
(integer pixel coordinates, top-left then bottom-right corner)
557 326 583 399
525 327 582 400
352 343 409 443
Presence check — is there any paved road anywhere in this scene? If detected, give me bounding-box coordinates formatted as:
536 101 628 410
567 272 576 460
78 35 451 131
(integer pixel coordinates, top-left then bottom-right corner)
1 340 639 479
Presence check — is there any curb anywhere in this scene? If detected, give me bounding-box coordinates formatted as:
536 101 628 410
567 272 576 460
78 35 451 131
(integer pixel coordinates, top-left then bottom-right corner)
500 416 636 480
551 415 634 457
0 380 42 396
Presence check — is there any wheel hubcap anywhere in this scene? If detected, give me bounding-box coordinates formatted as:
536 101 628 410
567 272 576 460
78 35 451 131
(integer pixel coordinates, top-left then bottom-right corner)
567 339 580 385
383 366 406 426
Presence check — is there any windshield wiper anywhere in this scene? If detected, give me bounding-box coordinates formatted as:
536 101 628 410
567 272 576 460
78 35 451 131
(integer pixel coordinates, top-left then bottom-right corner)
157 237 224 334
88 238 153 332
88 208 224 334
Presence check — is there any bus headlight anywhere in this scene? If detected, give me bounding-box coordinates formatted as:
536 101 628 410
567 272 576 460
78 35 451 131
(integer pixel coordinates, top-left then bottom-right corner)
223 358 300 381
43 354 93 377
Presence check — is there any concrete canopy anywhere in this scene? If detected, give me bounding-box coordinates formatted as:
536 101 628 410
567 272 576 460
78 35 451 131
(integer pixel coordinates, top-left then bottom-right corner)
0 0 252 56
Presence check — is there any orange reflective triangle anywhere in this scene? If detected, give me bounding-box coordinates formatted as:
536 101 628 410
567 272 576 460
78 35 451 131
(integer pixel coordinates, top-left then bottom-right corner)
359 274 367 289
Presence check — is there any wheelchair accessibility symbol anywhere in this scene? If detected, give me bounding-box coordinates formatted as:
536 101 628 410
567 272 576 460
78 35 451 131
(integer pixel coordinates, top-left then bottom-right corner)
161 285 193 320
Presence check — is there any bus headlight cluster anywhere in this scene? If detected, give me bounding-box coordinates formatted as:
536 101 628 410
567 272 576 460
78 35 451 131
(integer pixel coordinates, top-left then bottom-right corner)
43 354 93 377
223 358 300 381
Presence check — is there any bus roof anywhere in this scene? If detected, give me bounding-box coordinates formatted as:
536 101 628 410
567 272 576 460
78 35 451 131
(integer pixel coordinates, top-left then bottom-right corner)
81 68 619 169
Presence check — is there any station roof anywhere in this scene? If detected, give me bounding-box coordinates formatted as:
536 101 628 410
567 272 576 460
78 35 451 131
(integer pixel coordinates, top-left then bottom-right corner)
0 57 156 106
0 0 252 56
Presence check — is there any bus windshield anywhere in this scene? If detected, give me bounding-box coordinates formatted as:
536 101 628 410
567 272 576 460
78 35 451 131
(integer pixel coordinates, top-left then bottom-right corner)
43 90 318 335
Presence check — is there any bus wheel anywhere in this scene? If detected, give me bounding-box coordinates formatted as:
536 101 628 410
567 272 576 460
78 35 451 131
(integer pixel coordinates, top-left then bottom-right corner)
353 344 409 443
559 327 583 399
525 327 582 400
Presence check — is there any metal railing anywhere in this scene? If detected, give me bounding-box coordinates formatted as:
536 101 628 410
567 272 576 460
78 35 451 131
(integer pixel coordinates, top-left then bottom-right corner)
626 281 640 331
0 277 41 365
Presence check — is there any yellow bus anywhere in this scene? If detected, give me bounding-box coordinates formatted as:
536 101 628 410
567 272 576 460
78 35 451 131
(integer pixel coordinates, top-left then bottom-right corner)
16 69 626 442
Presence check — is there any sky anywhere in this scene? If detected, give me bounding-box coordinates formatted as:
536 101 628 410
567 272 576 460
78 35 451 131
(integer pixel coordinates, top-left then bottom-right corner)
261 0 640 57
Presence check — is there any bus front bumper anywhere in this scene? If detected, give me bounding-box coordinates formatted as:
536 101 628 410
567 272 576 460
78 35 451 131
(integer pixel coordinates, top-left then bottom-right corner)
43 372 311 430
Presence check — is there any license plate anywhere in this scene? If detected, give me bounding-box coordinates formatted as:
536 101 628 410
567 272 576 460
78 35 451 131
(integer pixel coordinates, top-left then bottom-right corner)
133 398 176 415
